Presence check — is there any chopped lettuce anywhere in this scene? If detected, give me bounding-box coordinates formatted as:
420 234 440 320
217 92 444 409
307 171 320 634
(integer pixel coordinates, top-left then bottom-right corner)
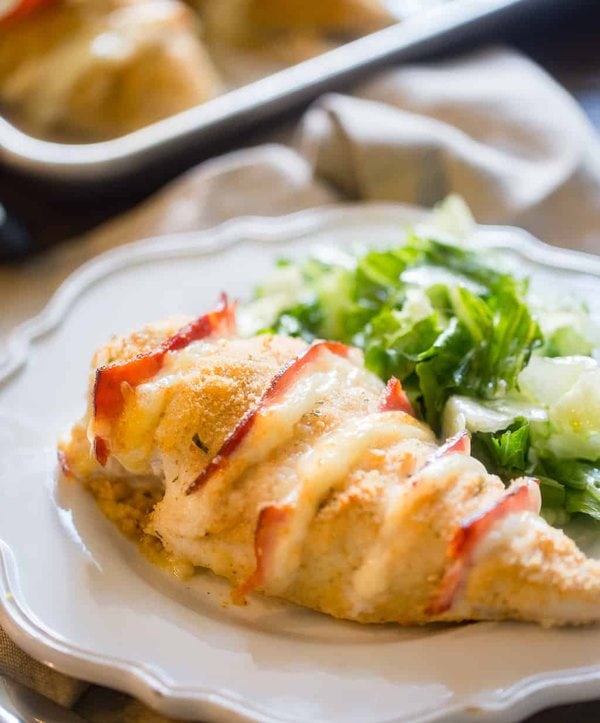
262 235 542 431
446 355 600 523
428 194 476 240
442 395 546 438
470 418 532 480
251 229 600 526
519 356 600 461
471 418 600 523
530 295 600 358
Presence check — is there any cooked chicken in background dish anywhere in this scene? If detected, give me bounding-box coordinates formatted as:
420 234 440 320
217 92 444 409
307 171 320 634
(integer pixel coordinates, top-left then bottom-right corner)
201 0 394 63
60 297 600 627
0 0 393 140
0 0 221 141
244 0 394 35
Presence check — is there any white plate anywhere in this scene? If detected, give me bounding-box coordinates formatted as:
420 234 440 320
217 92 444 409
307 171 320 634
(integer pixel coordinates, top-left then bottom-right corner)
1 204 600 723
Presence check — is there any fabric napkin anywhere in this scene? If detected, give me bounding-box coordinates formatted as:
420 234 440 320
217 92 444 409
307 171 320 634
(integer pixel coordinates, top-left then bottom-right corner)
0 46 599 721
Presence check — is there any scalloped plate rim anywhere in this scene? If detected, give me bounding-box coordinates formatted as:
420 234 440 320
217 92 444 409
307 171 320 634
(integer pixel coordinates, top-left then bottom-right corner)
1 202 600 723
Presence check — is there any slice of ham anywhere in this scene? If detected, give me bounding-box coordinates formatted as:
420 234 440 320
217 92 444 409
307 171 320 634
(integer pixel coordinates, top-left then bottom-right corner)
93 295 235 464
431 430 471 460
379 377 415 416
404 432 470 491
233 412 427 601
185 340 351 494
427 478 541 615
232 504 293 603
93 437 110 467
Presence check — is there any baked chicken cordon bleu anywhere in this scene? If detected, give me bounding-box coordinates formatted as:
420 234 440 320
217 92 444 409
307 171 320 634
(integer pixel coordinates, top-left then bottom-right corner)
201 0 394 62
59 298 600 626
0 0 221 140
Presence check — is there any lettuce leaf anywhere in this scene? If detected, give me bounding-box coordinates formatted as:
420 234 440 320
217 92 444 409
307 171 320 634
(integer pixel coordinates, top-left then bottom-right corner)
472 419 600 522
471 418 531 478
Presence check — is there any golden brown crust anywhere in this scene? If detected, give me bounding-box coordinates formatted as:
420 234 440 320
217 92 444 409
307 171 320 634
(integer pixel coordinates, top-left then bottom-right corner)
91 316 191 368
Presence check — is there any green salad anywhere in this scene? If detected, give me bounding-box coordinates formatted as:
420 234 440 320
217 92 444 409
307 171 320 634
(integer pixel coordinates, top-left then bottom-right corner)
245 205 600 527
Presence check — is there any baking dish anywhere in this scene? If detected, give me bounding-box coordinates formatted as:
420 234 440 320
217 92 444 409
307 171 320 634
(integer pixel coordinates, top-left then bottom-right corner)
0 0 553 185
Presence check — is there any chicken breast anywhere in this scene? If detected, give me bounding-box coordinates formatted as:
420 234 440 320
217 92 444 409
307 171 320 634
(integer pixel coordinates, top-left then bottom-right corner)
61 300 600 626
201 0 393 66
0 0 221 140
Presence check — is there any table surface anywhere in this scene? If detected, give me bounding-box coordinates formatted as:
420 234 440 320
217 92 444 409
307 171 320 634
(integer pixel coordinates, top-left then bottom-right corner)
3 1 600 721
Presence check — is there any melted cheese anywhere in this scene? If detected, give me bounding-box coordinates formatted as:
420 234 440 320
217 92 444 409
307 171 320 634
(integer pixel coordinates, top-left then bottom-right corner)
351 454 487 611
178 350 376 536
261 412 433 594
209 354 362 479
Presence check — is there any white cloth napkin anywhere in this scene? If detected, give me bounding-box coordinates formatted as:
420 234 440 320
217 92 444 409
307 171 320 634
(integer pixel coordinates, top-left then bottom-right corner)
0 45 599 719
299 48 600 247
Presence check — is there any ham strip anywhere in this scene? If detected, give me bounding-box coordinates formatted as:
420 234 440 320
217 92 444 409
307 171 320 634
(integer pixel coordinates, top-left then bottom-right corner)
379 377 415 416
185 341 351 494
93 295 235 464
0 0 56 25
431 431 471 460
232 504 294 603
427 478 541 615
